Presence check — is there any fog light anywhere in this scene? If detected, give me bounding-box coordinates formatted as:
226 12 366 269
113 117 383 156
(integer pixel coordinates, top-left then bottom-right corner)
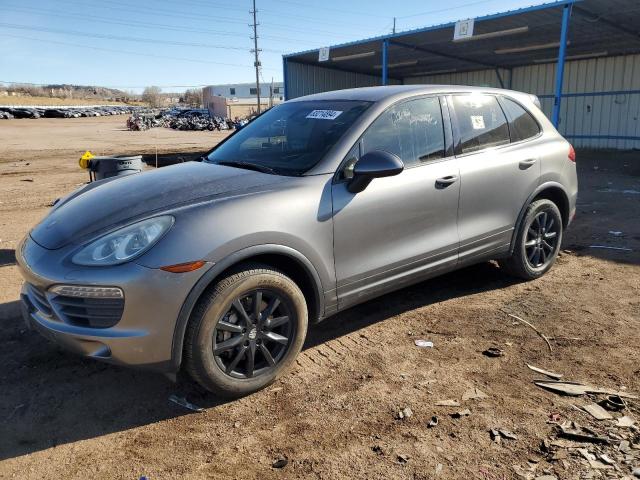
49 285 124 299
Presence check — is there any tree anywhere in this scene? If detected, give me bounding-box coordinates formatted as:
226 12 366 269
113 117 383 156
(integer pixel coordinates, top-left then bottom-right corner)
183 88 203 107
142 86 163 108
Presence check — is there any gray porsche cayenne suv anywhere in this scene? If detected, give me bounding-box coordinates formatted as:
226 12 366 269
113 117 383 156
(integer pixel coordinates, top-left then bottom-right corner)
17 85 577 396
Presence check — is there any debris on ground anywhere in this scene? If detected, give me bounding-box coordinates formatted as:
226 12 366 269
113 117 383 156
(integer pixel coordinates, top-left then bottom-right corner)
609 230 623 236
617 415 636 428
396 407 413 420
589 245 633 252
168 394 205 413
427 416 438 428
601 394 626 411
397 453 410 465
557 421 610 444
462 387 489 401
272 458 288 469
582 403 614 420
414 339 434 348
499 429 518 440
506 312 553 352
534 380 638 398
435 399 460 407
482 347 504 357
527 364 563 380
451 409 471 418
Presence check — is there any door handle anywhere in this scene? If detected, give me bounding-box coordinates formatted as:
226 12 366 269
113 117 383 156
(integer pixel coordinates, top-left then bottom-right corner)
519 158 537 169
435 175 458 188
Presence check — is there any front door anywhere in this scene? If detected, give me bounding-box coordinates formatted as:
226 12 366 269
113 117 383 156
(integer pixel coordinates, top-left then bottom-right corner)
331 96 460 309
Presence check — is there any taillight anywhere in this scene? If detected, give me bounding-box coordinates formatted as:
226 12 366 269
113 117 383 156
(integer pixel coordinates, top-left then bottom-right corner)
568 144 576 162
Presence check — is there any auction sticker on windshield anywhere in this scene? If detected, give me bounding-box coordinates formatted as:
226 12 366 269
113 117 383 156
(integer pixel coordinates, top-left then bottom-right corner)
306 110 343 120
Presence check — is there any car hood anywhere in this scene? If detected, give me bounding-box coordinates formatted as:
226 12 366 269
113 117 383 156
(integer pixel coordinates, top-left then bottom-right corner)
30 162 287 249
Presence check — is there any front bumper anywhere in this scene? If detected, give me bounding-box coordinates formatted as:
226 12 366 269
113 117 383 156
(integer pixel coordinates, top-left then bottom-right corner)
16 235 208 372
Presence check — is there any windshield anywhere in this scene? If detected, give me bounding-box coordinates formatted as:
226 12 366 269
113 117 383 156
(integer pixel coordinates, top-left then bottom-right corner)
206 100 372 175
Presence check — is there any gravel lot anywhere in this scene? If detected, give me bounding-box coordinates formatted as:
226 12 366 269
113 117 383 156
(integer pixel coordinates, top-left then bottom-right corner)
1 116 639 479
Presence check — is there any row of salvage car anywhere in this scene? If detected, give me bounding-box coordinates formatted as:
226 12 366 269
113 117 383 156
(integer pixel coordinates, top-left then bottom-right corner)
0 105 142 119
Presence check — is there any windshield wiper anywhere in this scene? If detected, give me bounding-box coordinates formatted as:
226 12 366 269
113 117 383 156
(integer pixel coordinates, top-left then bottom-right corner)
215 161 277 175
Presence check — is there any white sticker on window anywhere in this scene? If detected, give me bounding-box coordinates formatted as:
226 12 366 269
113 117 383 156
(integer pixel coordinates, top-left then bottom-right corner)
306 109 343 120
471 115 485 130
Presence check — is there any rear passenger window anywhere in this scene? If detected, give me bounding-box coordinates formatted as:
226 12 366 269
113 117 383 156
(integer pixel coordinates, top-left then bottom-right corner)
361 97 445 167
499 96 541 142
452 95 510 154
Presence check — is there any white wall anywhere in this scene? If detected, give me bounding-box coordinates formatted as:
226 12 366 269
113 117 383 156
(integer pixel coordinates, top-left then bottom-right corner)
204 83 284 100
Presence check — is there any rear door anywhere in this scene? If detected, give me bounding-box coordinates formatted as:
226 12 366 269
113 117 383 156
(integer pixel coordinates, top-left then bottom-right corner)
332 96 460 308
449 94 542 263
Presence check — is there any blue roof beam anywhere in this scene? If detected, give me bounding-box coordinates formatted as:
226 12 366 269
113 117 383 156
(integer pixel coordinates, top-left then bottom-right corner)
388 39 507 71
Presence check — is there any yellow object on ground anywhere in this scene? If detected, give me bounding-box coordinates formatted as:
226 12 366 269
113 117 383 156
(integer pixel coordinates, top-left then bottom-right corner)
79 151 94 169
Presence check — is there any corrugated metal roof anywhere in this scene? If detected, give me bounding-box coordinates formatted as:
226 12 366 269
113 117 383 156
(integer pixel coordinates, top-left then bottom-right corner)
284 0 640 79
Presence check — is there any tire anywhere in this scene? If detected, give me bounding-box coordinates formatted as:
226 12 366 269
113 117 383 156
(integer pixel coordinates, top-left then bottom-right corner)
183 264 308 397
499 199 563 280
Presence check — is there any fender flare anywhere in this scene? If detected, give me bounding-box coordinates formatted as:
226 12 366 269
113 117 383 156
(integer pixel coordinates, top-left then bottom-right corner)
169 244 325 372
509 182 570 254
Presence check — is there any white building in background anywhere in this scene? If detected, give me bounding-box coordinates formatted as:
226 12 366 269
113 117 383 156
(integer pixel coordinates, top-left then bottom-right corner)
203 82 284 101
202 82 284 119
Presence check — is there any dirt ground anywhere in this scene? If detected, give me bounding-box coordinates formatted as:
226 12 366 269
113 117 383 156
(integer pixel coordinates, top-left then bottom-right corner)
0 116 639 480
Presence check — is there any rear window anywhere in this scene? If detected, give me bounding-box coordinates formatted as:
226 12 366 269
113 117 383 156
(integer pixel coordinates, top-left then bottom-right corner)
499 96 541 142
452 95 510 154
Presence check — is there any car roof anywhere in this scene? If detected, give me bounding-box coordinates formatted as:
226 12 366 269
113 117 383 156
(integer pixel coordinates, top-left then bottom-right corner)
289 85 531 104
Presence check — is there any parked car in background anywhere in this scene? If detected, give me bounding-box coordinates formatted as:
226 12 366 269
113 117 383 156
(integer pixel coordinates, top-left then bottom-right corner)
17 85 577 397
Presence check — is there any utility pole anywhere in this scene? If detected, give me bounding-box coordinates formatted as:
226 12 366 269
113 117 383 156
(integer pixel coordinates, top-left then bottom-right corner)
250 0 261 114
392 17 396 34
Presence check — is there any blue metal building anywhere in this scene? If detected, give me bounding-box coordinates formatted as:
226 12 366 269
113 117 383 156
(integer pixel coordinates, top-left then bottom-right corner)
283 0 640 149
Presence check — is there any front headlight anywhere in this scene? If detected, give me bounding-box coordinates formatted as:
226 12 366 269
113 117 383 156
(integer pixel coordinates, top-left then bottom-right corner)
72 216 174 266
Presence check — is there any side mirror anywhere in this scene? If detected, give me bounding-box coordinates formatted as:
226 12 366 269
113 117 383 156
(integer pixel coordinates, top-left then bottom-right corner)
347 150 404 193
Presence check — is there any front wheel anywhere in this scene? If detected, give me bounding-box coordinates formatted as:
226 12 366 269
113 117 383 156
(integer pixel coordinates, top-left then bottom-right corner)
184 264 308 397
499 199 563 280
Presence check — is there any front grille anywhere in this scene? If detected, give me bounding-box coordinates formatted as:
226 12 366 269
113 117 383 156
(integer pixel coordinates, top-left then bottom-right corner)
26 283 124 328
51 295 124 328
26 283 53 317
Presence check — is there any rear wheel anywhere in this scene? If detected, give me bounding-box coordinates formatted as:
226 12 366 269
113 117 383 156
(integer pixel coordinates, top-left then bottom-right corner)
499 199 563 280
184 265 307 397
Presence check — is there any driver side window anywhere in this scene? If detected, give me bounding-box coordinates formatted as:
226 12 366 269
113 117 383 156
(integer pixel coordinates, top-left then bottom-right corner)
361 97 445 168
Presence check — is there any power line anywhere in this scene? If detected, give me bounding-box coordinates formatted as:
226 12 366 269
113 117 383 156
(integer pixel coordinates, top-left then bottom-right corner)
0 5 313 44
0 33 279 71
269 0 390 19
396 0 498 19
0 22 287 52
44 0 373 39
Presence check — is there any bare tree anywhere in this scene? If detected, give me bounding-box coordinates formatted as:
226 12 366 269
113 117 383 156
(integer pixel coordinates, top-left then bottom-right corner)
182 88 203 107
142 86 163 108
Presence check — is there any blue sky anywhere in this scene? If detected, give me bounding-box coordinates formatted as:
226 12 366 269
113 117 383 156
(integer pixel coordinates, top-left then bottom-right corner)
0 0 550 92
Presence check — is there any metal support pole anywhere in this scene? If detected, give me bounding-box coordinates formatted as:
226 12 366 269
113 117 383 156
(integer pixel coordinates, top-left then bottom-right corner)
552 3 572 128
282 57 288 100
495 68 505 89
382 39 389 86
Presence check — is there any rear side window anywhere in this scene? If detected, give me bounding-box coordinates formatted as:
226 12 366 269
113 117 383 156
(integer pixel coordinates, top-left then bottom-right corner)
361 97 445 167
499 96 541 142
452 95 510 154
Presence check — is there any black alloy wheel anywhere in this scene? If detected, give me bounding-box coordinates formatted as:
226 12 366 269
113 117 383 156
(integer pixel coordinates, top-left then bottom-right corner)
213 289 294 379
524 210 559 269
